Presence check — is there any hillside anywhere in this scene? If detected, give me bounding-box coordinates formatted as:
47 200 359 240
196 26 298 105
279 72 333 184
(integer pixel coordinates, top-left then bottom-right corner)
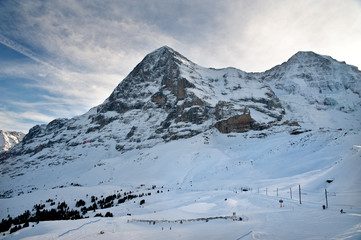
0 47 360 239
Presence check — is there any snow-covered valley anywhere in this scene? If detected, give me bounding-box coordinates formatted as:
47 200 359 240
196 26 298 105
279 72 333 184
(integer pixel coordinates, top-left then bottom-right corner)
1 127 360 239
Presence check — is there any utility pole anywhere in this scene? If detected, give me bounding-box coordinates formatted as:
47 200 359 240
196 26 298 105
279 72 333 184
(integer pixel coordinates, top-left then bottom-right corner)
325 189 328 208
299 185 302 204
290 188 292 199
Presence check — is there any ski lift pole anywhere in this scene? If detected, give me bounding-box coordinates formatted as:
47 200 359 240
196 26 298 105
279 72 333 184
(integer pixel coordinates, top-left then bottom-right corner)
325 189 328 208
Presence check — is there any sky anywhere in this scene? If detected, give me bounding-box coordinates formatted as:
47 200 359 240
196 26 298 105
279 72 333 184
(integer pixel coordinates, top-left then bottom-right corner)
0 0 361 133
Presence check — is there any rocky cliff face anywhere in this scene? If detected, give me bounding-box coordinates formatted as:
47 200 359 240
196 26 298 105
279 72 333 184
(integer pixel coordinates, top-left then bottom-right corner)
0 47 360 174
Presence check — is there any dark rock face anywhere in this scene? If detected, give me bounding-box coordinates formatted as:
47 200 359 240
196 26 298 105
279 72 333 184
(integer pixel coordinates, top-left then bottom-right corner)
22 125 43 144
93 47 220 141
215 107 255 133
151 92 167 105
215 113 254 133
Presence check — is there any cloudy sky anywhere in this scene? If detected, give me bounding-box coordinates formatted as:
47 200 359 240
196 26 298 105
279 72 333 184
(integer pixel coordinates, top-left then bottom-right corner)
1 0 361 132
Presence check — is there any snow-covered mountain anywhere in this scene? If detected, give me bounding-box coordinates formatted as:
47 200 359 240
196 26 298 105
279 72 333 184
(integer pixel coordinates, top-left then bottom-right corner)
2 47 359 168
0 47 361 239
0 45 360 193
0 130 25 152
260 51 361 130
1 46 360 194
0 46 285 172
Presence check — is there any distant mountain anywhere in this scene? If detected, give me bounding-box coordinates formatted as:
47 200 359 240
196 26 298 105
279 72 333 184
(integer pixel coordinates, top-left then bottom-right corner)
0 46 360 197
0 130 25 152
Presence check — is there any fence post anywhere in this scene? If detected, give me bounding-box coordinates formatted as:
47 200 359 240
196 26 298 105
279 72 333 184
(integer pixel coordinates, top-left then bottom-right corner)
325 189 328 208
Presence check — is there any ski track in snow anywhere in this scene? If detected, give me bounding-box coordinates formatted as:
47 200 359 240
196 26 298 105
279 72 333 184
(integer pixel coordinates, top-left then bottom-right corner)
57 219 101 238
236 230 253 239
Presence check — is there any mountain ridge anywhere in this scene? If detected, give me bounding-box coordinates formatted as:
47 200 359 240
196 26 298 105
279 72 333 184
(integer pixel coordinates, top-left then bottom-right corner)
2 46 360 157
0 46 360 197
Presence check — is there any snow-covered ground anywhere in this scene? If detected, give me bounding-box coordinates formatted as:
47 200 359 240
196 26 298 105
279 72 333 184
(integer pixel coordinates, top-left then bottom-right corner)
1 126 360 239
6 190 361 240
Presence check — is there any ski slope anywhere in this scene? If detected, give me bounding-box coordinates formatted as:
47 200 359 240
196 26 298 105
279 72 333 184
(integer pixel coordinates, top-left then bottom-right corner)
1 126 360 239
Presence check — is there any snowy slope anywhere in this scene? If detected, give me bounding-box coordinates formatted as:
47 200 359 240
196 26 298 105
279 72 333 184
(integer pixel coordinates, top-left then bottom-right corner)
0 130 24 152
1 128 360 239
0 47 360 239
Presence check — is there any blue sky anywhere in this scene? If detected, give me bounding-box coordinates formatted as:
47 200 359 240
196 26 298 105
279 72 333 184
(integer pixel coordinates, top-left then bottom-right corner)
1 0 361 133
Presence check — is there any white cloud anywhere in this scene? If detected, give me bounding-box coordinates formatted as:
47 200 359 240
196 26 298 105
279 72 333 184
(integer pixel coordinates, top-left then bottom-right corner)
188 0 361 72
0 108 54 133
20 111 55 123
0 0 182 108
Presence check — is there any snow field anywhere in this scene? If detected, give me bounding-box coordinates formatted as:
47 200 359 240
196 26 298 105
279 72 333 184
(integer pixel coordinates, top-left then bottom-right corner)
1 127 360 239
3 189 361 240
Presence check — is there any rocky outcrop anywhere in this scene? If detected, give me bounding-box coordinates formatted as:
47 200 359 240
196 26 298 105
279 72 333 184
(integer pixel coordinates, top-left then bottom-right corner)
214 107 256 133
215 114 254 133
151 92 167 105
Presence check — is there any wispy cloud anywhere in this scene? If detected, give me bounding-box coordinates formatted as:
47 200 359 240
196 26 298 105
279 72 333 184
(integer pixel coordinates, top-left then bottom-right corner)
0 106 55 133
0 34 61 73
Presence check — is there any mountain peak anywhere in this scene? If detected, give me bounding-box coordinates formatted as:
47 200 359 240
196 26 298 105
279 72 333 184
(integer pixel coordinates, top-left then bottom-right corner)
287 51 329 63
293 51 319 57
280 50 340 73
144 45 191 65
151 45 174 54
145 46 174 59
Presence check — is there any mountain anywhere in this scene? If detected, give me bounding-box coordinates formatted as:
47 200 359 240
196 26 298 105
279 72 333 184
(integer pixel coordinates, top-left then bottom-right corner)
0 130 25 152
0 46 286 168
259 51 361 130
0 46 360 196
0 47 360 239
